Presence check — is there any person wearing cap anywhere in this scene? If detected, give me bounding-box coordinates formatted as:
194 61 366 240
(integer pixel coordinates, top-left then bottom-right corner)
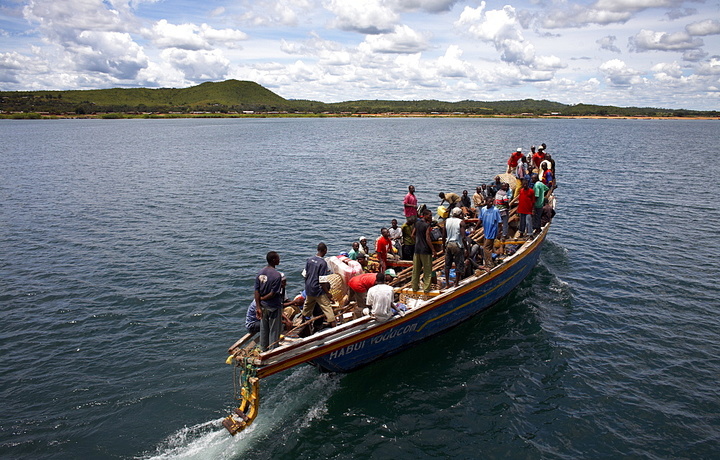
365 271 397 322
301 242 336 329
533 145 546 169
443 207 468 288
507 147 524 174
480 196 501 272
254 251 283 350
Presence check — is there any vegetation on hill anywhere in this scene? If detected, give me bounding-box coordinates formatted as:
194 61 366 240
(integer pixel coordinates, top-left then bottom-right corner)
1 80 717 118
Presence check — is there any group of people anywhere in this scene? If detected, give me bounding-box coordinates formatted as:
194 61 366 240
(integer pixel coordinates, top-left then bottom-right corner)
248 145 556 350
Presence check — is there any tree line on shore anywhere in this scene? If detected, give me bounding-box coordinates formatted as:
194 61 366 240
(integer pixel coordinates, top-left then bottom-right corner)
1 80 717 118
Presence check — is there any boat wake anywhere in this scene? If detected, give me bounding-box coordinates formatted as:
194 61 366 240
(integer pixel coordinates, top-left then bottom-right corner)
143 366 341 460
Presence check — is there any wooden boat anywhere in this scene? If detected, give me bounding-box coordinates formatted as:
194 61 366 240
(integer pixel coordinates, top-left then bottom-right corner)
223 173 556 435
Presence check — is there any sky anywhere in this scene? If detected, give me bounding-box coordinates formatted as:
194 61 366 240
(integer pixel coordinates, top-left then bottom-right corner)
0 0 719 110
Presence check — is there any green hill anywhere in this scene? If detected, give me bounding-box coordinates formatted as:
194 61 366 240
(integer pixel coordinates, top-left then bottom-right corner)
1 80 717 117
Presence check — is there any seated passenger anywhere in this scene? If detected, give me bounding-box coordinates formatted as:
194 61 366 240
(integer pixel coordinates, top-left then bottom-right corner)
245 300 260 335
365 272 395 322
348 242 361 260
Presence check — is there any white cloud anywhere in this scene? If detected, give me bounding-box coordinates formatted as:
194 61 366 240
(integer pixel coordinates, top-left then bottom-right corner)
147 20 247 51
652 61 683 78
389 0 459 13
539 0 689 29
238 0 312 27
597 35 621 53
695 58 720 76
326 0 399 34
359 25 429 54
599 58 644 86
160 48 230 82
456 3 564 72
685 19 720 37
629 29 703 52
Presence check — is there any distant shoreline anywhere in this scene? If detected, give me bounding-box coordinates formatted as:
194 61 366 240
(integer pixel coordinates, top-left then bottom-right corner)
2 112 718 120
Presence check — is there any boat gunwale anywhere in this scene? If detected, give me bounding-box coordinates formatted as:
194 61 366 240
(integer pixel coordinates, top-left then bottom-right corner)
252 223 551 378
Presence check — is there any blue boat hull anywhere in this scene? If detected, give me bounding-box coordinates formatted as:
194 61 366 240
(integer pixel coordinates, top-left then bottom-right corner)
311 232 546 372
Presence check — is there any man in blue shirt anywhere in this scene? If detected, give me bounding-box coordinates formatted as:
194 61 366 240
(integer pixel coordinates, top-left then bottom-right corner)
301 242 336 329
480 197 501 272
254 251 283 350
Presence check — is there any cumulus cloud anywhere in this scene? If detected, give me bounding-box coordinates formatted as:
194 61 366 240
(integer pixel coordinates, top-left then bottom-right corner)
160 48 230 82
539 0 688 29
436 45 473 78
238 0 312 27
327 0 399 34
597 35 621 53
652 61 683 78
629 29 703 52
666 8 697 20
456 3 564 73
682 49 708 62
389 0 459 13
359 25 429 54
599 59 644 87
695 57 720 76
147 20 247 51
685 19 720 37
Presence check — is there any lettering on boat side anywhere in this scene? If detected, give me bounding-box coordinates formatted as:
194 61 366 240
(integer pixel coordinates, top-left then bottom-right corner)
329 323 418 360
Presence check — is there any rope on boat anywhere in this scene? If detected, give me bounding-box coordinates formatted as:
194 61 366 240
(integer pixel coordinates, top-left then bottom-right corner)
223 348 261 435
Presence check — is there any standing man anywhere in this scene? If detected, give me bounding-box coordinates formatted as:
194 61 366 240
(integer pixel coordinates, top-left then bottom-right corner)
401 215 417 261
375 228 393 274
254 251 283 350
532 173 549 234
443 207 468 288
412 209 439 293
517 178 535 238
494 182 513 239
472 186 486 213
403 185 418 218
507 147 524 174
301 242 336 328
480 197 501 272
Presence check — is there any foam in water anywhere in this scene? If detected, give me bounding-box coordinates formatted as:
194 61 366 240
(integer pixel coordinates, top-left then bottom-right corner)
144 366 341 459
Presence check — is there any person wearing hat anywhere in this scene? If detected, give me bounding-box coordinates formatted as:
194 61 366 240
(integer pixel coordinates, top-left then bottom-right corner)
507 147 524 174
365 271 396 322
533 145 546 169
443 207 468 288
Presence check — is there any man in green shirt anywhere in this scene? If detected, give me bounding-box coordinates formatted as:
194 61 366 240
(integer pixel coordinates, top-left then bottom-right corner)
532 173 549 234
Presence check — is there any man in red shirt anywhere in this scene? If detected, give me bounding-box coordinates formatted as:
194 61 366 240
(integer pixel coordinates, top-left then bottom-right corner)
348 272 380 310
532 145 546 169
507 148 524 173
517 178 536 238
375 228 393 273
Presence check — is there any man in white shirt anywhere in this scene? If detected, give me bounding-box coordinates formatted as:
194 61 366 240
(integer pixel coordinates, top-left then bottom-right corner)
366 272 396 322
